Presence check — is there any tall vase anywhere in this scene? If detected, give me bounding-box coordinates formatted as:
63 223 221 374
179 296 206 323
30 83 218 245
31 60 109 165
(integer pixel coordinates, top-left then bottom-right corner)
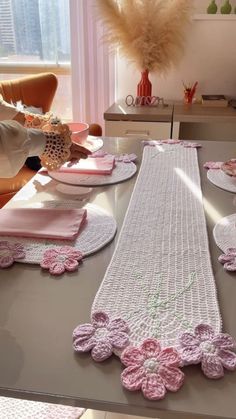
137 69 152 105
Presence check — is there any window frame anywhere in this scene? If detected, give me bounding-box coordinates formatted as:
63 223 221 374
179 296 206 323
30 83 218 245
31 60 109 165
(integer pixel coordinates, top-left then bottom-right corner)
0 63 70 75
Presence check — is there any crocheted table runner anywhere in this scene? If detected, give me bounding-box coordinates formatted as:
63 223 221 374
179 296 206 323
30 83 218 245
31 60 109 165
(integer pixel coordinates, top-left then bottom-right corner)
73 143 236 401
92 144 221 348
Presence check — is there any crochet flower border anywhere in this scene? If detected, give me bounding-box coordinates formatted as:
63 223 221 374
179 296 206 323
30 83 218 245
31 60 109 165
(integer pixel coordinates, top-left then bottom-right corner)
73 312 236 401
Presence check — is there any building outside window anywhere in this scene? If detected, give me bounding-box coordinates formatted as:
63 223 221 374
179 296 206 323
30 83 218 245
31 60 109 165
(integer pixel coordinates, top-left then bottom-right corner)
0 0 72 120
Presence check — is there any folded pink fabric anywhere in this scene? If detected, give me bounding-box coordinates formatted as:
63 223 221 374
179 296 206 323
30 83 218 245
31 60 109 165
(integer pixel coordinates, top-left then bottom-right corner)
0 208 87 240
57 156 115 175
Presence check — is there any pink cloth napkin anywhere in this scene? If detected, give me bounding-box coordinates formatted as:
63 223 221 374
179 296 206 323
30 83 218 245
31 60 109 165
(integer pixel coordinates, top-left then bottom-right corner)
57 156 115 175
0 208 87 240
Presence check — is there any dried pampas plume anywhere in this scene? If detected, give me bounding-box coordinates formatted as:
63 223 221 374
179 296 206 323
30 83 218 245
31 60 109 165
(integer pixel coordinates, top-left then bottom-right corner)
96 0 194 73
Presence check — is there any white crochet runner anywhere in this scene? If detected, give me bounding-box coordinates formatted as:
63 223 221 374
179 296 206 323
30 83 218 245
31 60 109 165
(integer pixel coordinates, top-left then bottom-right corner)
92 143 222 349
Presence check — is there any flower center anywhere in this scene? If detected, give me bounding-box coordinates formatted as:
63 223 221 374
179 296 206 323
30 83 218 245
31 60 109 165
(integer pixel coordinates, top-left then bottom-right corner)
143 358 159 373
94 327 108 340
56 255 67 262
200 341 216 354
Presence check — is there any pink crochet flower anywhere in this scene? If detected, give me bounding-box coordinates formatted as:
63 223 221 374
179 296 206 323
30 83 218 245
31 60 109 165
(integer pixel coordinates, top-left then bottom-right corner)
90 150 108 158
73 311 130 362
121 339 184 400
115 153 137 163
183 142 202 148
40 246 83 275
0 241 25 268
179 324 236 379
161 139 182 144
203 161 223 170
218 248 236 271
142 140 162 147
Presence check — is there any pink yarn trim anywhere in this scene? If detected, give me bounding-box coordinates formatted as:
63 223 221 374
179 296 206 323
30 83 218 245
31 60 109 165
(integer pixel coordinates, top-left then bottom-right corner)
121 338 184 400
218 248 236 272
179 324 236 379
0 240 25 268
40 246 83 275
203 161 223 170
73 311 130 362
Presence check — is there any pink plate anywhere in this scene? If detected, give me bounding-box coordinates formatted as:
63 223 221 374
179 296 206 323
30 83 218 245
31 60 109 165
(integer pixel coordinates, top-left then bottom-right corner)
221 159 236 177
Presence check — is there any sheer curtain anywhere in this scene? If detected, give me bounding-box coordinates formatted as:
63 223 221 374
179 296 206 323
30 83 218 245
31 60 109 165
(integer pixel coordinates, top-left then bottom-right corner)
69 0 116 130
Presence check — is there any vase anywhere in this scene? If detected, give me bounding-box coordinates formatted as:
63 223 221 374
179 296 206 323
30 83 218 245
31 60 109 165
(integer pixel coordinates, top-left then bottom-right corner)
221 0 232 14
137 70 152 105
207 0 218 14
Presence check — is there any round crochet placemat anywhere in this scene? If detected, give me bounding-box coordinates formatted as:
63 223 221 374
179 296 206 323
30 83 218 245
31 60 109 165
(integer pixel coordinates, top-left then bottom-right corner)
213 214 236 252
48 161 137 186
0 397 85 419
207 169 236 193
0 201 117 264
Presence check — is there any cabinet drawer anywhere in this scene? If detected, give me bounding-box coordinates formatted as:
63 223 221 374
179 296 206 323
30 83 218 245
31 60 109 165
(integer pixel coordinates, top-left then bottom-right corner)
105 121 171 139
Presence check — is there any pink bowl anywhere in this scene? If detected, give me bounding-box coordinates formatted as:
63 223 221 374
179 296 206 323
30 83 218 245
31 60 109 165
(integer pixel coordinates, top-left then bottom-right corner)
67 122 89 144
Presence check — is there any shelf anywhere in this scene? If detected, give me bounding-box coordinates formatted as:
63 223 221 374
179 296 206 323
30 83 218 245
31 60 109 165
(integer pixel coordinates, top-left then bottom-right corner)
193 14 236 20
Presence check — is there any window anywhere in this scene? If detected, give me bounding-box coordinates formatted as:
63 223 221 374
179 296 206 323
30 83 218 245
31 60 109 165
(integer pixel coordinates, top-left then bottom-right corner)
0 0 72 120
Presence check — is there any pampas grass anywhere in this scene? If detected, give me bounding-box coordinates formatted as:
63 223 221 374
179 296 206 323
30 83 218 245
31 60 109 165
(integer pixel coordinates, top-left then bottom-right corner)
96 0 194 74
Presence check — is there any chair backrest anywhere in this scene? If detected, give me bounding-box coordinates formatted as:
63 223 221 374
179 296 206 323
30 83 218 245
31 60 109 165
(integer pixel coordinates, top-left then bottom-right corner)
0 73 58 113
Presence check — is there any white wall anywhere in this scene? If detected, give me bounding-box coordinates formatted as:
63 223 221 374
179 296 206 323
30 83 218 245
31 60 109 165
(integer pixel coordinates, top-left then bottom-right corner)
116 0 236 102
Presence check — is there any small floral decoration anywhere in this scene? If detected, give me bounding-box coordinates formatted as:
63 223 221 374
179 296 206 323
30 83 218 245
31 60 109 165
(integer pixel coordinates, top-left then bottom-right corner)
115 153 137 163
183 142 202 148
40 246 83 275
179 324 236 379
90 150 108 158
142 140 162 147
121 338 184 400
218 248 236 272
161 139 182 145
73 311 130 362
203 161 223 170
0 241 25 268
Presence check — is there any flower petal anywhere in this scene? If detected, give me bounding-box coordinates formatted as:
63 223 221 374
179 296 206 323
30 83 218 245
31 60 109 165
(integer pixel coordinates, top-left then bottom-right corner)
227 248 236 255
72 324 95 341
0 255 14 268
201 354 224 379
58 246 74 255
12 250 25 260
0 241 10 250
218 254 234 264
121 365 145 391
141 339 161 359
64 258 79 272
179 332 199 348
49 262 65 275
91 340 113 362
224 262 236 272
141 374 166 400
195 324 215 342
180 345 202 365
43 249 58 258
212 333 236 350
108 318 129 333
158 347 181 367
91 312 109 328
218 349 236 371
121 346 145 367
40 257 55 269
73 336 96 352
108 331 129 349
159 366 185 392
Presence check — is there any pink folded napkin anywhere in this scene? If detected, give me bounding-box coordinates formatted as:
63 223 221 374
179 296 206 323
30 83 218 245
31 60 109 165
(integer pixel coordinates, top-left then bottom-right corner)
57 156 115 175
0 208 87 240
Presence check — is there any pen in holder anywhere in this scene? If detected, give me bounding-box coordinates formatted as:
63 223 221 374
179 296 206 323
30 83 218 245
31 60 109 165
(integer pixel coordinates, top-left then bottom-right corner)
183 81 198 104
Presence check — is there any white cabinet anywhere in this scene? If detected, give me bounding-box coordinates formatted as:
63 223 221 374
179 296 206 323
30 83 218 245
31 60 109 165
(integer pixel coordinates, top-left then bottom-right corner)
105 120 171 139
104 101 173 140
